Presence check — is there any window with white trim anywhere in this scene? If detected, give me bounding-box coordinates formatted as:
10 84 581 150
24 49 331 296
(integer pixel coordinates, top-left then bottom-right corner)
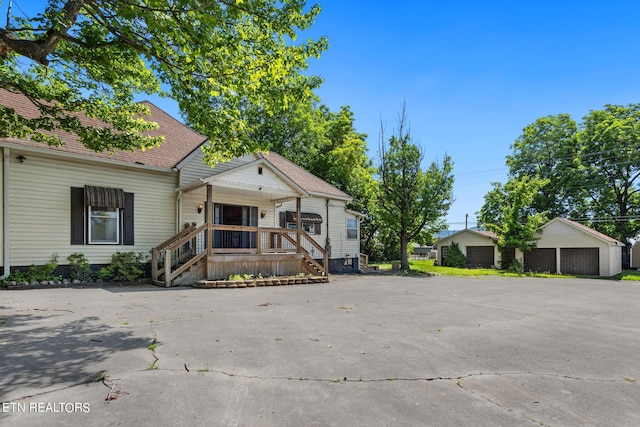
88 207 120 244
346 218 358 239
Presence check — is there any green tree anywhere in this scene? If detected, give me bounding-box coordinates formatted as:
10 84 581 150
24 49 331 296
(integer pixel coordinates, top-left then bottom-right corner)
246 95 327 169
507 114 585 219
378 106 454 270
443 241 466 268
576 104 640 254
479 177 548 269
0 0 327 163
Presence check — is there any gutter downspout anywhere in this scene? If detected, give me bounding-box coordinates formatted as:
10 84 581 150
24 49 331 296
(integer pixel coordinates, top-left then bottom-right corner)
325 199 331 259
2 148 10 278
176 190 182 233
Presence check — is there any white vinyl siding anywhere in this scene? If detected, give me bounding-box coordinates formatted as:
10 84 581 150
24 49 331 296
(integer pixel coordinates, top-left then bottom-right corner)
8 151 177 266
0 149 4 268
179 151 255 186
279 198 327 249
215 165 294 194
328 201 360 260
277 198 360 260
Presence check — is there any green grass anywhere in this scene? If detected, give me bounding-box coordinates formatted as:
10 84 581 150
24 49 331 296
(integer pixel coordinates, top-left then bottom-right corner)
373 259 573 278
372 259 640 281
617 270 640 281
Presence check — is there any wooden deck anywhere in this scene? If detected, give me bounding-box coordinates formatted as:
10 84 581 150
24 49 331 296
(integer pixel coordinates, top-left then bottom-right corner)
151 224 328 287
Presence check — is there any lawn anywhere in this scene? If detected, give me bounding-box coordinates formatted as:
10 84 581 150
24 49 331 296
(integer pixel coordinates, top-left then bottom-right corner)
372 259 640 281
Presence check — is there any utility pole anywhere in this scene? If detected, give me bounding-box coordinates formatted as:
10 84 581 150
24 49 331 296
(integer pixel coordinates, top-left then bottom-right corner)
6 1 12 28
465 213 468 229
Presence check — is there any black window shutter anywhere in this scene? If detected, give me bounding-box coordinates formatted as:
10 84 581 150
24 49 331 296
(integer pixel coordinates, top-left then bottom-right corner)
314 222 321 235
279 211 285 228
70 187 85 245
122 192 134 245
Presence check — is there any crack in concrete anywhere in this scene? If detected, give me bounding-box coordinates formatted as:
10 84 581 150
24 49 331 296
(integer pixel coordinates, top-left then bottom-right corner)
5 368 635 410
4 374 110 404
455 379 551 427
166 368 638 385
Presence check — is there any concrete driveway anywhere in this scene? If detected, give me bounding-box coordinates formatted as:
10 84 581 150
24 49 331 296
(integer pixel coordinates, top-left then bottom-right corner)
1 275 639 426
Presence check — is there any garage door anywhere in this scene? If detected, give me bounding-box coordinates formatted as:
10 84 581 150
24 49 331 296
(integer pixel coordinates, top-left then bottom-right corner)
560 248 599 276
466 246 494 268
524 248 556 273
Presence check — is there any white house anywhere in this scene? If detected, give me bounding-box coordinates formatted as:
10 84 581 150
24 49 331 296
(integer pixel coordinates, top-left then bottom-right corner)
0 89 362 285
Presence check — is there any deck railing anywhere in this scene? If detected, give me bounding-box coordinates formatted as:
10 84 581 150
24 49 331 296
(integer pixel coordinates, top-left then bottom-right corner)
151 224 328 286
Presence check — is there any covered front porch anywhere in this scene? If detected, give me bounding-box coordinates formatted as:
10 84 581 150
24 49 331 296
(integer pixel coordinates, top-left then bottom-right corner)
151 158 328 287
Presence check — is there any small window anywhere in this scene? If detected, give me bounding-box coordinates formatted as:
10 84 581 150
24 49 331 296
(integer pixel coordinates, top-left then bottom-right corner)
88 207 120 244
346 218 358 239
343 258 354 268
287 222 320 235
258 166 263 175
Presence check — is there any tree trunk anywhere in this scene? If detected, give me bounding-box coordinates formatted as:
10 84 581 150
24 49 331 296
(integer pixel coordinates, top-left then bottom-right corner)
400 231 410 270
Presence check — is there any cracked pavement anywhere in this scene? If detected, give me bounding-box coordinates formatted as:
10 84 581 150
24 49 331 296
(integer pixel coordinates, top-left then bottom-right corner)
1 275 639 426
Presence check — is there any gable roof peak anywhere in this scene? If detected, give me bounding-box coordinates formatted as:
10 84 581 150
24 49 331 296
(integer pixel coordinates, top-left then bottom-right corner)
259 151 351 201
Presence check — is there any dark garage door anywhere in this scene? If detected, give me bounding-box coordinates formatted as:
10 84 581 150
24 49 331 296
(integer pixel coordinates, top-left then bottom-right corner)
467 246 494 268
561 248 599 276
524 248 556 273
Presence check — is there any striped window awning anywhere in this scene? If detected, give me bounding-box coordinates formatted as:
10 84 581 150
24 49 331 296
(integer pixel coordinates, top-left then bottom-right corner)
285 211 323 224
85 185 125 209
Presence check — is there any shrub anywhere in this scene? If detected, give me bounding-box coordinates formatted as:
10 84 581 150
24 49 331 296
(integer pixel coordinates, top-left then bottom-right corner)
67 253 91 281
443 242 466 268
506 258 524 273
98 251 148 282
27 255 60 282
3 269 27 284
2 255 60 284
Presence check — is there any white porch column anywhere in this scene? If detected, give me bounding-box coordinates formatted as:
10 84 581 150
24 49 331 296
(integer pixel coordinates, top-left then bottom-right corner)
296 197 301 252
207 184 213 255
1 148 10 278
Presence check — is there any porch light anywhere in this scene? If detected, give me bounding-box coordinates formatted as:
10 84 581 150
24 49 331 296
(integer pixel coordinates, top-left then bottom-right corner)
197 204 204 214
261 210 266 219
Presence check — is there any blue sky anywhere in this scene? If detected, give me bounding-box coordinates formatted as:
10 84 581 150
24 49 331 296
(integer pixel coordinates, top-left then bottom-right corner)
5 1 640 229
301 1 640 229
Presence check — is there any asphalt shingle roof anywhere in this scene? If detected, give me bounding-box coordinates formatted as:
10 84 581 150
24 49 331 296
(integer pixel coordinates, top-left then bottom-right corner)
0 88 207 169
259 152 351 200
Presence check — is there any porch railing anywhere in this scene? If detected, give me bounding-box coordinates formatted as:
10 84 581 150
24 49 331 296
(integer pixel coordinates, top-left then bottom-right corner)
151 223 208 287
151 224 328 287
